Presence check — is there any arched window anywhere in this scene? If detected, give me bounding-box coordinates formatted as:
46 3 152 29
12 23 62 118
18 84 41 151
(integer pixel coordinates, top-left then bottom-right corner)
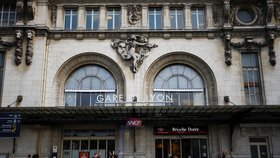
65 65 116 106
153 64 206 106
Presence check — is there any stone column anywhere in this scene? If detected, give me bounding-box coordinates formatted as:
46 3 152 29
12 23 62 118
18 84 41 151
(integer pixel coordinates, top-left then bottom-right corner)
77 6 86 30
184 4 192 29
121 5 127 29
163 4 170 29
206 4 214 29
142 4 149 29
55 5 64 30
99 5 107 30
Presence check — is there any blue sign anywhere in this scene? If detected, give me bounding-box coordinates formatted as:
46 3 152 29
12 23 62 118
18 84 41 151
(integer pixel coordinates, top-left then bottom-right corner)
0 113 22 137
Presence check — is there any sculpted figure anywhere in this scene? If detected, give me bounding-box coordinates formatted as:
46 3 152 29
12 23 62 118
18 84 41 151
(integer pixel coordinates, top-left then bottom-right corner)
111 35 157 73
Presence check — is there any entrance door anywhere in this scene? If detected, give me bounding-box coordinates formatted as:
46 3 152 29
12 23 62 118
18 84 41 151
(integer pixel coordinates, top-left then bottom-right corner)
155 138 208 158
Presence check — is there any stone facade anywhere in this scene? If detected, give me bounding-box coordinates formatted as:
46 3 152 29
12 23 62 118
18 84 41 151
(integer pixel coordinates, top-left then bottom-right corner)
0 0 280 158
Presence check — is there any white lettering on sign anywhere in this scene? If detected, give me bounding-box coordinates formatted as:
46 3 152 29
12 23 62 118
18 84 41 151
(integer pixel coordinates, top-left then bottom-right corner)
96 94 173 103
127 120 142 126
126 118 142 127
172 127 199 132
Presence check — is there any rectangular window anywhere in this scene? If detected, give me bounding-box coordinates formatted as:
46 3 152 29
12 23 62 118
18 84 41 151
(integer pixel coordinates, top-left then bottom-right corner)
155 138 208 158
0 4 16 26
64 9 77 31
170 8 184 30
86 9 99 30
63 129 115 158
249 137 269 158
191 8 205 29
107 8 120 30
0 52 5 103
241 53 262 105
149 8 162 30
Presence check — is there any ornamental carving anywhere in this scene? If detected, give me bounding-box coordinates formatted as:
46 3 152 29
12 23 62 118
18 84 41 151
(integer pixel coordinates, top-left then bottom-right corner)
15 30 23 66
223 32 277 66
127 5 141 25
111 35 157 73
16 0 36 24
26 30 35 66
51 5 57 27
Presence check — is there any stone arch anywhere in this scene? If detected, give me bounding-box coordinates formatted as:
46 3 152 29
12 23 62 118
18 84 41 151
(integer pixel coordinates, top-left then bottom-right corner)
54 52 126 106
145 52 218 105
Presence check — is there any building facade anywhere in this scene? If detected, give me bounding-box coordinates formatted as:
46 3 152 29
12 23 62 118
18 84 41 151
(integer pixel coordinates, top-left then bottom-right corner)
0 0 280 158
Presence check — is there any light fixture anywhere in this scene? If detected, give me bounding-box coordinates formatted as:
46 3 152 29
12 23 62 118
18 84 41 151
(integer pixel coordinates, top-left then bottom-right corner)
7 95 23 107
224 96 236 105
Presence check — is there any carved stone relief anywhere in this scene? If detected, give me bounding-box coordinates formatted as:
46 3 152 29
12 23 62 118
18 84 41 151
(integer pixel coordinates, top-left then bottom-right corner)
15 30 23 66
51 5 57 27
127 5 142 27
223 31 277 66
111 35 158 73
26 30 35 66
16 0 36 24
231 4 263 26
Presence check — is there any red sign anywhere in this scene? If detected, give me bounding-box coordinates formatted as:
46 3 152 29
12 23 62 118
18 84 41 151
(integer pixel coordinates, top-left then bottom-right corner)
79 152 89 158
126 118 142 127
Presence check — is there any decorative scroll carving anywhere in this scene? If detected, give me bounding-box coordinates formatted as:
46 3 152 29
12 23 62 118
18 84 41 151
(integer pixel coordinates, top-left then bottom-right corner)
223 32 277 66
51 5 57 27
111 35 157 73
26 30 35 66
230 37 266 49
223 32 232 65
15 30 23 66
127 5 141 25
0 38 14 48
266 32 276 66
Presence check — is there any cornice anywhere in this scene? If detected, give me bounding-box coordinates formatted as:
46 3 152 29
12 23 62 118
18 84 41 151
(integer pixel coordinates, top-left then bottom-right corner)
0 26 279 39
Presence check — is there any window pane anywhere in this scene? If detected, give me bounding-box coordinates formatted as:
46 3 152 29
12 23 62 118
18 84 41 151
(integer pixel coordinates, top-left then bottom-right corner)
99 140 106 158
65 15 71 30
192 139 200 158
107 140 115 157
72 140 80 158
259 145 268 158
163 139 170 158
250 145 259 158
81 140 88 150
63 140 71 158
65 92 76 106
182 139 191 158
81 92 90 106
72 15 77 30
149 14 155 29
90 140 97 157
155 139 163 158
200 139 208 158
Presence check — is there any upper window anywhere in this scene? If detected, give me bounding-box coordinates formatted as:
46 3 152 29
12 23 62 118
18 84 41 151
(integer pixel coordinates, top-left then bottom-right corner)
241 53 262 105
170 8 184 30
107 8 120 30
149 8 162 30
64 9 77 31
0 4 16 26
153 65 206 106
191 8 205 29
86 9 99 30
65 65 117 107
236 6 257 25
